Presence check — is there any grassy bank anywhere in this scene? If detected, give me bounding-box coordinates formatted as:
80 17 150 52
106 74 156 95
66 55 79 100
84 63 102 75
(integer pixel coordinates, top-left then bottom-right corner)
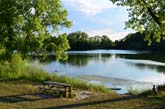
0 81 165 109
0 54 111 93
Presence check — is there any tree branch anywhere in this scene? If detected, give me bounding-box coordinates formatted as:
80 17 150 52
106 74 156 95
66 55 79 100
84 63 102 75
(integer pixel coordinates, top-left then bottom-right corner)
142 0 162 26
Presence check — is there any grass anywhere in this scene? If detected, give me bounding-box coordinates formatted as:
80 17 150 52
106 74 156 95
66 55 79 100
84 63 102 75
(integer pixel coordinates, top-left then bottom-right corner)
22 65 112 93
0 65 111 93
128 89 141 95
128 84 165 97
158 85 165 91
0 80 165 109
0 53 111 93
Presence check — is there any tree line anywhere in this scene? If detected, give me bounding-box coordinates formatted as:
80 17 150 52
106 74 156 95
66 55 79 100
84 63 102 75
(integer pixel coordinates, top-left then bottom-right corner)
65 31 165 51
67 31 112 50
114 32 165 51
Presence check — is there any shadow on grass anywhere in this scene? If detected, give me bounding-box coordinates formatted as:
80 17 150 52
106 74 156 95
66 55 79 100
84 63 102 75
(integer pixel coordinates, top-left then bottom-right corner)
0 93 55 103
133 96 165 109
38 95 140 109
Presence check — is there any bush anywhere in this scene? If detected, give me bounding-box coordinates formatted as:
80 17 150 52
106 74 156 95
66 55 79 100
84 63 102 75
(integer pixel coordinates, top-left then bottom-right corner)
158 85 165 91
0 49 12 64
0 53 25 79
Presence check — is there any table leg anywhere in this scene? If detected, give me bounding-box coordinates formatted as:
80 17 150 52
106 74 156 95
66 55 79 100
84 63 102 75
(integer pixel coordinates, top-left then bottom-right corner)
69 86 72 97
65 87 69 98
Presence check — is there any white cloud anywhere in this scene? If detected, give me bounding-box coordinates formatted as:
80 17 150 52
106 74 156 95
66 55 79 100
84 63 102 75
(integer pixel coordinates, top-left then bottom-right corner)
95 18 112 26
87 29 134 41
62 0 116 15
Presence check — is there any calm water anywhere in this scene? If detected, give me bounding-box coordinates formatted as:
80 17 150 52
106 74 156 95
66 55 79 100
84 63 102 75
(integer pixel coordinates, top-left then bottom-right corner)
42 50 165 94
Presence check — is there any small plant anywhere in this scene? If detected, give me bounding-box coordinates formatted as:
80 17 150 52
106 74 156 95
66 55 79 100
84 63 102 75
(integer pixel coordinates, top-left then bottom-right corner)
128 89 140 95
158 84 165 91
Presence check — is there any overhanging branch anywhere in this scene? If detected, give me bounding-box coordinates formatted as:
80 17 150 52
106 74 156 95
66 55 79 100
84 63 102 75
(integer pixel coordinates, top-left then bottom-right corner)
142 0 162 26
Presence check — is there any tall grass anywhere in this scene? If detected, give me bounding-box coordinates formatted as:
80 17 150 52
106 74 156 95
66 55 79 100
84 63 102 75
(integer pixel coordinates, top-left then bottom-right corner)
49 73 111 93
139 85 165 96
0 53 25 79
21 66 111 93
129 84 165 96
158 84 165 91
0 53 111 93
128 89 141 95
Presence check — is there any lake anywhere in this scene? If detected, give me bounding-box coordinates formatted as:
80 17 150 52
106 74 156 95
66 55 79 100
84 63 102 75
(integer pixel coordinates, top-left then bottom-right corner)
41 50 165 94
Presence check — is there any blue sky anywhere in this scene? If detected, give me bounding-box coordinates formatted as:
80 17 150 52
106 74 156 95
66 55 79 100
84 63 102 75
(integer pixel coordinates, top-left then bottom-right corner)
61 0 135 41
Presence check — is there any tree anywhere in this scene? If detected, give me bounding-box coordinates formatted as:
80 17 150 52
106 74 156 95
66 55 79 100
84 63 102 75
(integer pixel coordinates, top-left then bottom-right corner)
44 33 70 60
0 0 72 60
68 31 89 50
115 32 148 50
67 31 113 50
114 32 165 51
89 36 102 49
101 35 112 49
110 0 165 44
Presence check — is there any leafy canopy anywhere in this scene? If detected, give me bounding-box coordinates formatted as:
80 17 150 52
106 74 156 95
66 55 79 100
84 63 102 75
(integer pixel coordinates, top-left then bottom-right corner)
0 0 71 60
67 31 113 50
110 0 165 44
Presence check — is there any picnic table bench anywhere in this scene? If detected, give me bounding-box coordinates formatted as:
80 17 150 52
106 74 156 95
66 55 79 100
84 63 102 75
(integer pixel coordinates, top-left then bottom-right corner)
39 81 72 98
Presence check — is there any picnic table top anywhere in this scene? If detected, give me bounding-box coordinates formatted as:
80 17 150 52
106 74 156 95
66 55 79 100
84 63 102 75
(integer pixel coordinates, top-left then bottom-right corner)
43 81 72 87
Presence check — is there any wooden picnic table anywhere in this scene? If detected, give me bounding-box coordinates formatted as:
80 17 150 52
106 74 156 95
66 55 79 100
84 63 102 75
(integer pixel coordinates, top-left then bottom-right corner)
39 81 72 98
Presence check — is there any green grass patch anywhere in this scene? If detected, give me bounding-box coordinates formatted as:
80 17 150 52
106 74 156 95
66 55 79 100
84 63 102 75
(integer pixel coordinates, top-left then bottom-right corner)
129 86 165 96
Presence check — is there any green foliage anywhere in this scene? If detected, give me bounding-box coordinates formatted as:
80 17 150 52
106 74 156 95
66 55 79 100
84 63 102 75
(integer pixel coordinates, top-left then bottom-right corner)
128 88 141 95
0 53 24 79
45 34 70 60
129 84 165 96
21 66 50 82
110 0 165 42
129 88 160 96
49 74 111 93
0 49 12 63
68 31 89 50
114 32 165 51
158 85 165 91
0 0 72 60
67 31 112 50
101 35 113 49
139 90 157 96
115 32 148 50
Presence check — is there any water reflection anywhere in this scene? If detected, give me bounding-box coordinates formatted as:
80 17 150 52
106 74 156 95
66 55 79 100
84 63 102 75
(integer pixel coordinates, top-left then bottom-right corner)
44 54 112 68
41 50 165 94
124 61 165 74
116 53 165 63
61 53 165 74
62 54 110 67
116 54 165 73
